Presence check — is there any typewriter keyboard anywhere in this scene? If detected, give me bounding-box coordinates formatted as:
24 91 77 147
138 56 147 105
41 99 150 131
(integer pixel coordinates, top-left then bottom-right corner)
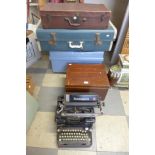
57 128 92 147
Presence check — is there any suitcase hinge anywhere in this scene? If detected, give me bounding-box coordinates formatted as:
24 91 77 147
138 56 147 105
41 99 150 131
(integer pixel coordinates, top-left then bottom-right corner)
96 33 102 45
48 32 56 46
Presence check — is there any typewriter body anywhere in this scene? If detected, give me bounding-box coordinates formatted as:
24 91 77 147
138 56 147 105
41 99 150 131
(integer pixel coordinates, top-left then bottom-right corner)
56 93 103 147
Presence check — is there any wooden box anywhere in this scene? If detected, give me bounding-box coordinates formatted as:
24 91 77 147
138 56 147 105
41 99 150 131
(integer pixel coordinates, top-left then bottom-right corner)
65 64 110 101
40 3 111 29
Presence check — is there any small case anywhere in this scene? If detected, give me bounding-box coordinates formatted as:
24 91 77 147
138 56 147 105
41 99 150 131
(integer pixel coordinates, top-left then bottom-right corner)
65 64 110 100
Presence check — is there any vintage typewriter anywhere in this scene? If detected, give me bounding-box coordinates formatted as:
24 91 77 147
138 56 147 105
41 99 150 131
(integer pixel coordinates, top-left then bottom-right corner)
56 93 103 148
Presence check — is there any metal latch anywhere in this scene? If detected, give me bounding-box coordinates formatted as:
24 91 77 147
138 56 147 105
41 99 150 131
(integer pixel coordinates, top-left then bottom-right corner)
96 33 102 45
48 32 56 46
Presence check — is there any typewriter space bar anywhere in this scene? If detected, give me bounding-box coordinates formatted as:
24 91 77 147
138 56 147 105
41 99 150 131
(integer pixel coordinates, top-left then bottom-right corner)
61 113 98 117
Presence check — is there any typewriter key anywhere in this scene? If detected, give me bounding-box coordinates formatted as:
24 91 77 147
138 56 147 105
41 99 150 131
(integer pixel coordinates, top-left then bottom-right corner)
57 129 60 132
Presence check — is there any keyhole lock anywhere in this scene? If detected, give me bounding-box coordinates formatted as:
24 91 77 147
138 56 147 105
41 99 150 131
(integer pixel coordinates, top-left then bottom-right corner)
73 16 78 20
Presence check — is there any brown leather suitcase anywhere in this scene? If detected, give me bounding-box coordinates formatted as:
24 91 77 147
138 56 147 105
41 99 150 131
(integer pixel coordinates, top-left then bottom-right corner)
40 3 111 29
64 0 80 3
65 64 110 101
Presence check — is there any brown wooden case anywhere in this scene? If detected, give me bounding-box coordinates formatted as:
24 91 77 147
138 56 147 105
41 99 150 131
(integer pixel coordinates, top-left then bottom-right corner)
65 64 110 101
40 3 111 29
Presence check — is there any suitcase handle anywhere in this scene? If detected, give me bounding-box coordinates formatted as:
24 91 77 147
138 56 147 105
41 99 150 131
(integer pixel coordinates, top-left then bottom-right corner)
64 17 81 27
69 41 84 49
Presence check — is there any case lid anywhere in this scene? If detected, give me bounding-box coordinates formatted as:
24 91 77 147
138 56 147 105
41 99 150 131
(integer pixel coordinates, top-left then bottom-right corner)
40 3 110 13
65 64 110 88
49 51 104 61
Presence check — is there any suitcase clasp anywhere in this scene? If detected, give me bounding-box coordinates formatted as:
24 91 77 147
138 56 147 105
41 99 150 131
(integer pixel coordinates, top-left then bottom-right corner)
96 33 102 45
48 32 56 46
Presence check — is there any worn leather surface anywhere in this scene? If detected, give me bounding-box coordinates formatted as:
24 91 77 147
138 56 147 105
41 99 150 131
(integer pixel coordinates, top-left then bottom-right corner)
40 3 110 12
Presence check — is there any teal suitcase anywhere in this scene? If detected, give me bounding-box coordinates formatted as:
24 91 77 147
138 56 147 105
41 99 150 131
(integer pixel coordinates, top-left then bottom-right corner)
36 21 117 52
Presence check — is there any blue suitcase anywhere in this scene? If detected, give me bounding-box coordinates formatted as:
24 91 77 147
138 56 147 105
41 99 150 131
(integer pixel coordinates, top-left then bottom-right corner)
36 21 117 52
49 51 104 73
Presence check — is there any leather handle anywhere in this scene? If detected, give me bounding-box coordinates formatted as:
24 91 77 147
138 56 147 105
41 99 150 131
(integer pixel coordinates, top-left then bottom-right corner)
64 17 81 27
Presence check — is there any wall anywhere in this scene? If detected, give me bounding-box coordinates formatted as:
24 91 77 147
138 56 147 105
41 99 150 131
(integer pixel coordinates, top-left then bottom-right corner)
84 0 129 33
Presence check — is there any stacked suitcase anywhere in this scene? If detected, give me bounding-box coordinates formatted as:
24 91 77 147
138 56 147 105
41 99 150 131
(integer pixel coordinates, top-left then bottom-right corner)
36 3 117 72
